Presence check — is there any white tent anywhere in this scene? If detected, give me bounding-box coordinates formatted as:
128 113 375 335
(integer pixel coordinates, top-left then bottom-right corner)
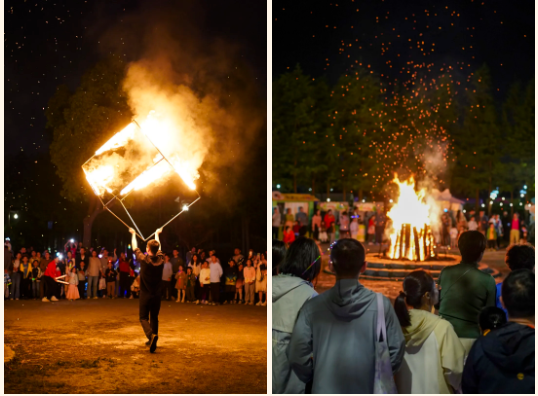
430 189 465 212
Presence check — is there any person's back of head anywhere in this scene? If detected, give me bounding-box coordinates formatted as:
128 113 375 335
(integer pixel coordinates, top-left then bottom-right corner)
501 269 534 319
298 226 308 237
394 270 436 327
330 238 365 278
478 306 508 334
505 244 535 271
458 230 486 262
272 240 286 275
147 240 159 256
279 237 321 282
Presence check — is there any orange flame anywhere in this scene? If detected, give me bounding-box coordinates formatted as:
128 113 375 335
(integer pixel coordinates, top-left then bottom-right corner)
386 175 435 261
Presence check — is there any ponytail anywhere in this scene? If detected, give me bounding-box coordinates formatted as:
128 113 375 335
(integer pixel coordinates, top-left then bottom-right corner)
393 270 435 328
394 291 411 327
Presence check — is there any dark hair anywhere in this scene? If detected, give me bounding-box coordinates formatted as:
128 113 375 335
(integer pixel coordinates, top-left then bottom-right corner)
279 237 321 281
501 269 534 318
191 254 199 264
505 245 535 271
228 258 236 265
458 231 486 262
330 239 365 277
299 226 308 237
272 240 286 275
146 240 159 256
394 270 435 327
478 306 507 332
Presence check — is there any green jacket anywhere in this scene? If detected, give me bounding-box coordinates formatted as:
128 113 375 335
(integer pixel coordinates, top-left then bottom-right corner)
438 262 496 339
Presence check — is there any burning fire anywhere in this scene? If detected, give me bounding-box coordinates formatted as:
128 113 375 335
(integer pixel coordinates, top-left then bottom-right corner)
386 175 436 261
84 111 198 197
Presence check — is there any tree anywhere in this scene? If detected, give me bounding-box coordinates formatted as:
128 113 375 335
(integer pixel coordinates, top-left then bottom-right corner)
47 56 133 247
450 65 501 214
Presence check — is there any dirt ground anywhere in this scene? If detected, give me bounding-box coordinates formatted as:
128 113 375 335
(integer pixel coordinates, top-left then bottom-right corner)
4 299 267 394
314 243 509 299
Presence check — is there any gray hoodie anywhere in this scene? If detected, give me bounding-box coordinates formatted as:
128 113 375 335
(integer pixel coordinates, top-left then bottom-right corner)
288 279 405 394
272 274 318 394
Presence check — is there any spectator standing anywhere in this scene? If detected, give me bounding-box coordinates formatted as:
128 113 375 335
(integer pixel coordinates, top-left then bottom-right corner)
350 216 359 240
118 252 132 298
450 226 459 249
375 210 386 245
77 262 87 299
105 262 117 299
235 263 245 304
478 211 489 235
30 260 41 299
467 216 478 231
495 244 535 318
87 250 101 299
10 253 22 300
272 207 282 240
170 249 184 300
189 254 202 301
272 237 321 394
486 222 497 250
393 270 465 394
255 254 267 306
510 213 521 245
367 216 376 244
66 267 80 302
243 259 256 305
39 252 50 298
197 262 211 305
288 239 405 393
209 255 223 305
339 211 351 239
324 209 336 244
462 270 535 394
296 207 309 234
311 209 322 241
76 247 89 271
437 231 496 354
224 259 238 304
185 267 196 303
174 265 187 303
285 208 295 230
185 247 195 266
20 256 32 299
232 248 244 266
161 255 173 300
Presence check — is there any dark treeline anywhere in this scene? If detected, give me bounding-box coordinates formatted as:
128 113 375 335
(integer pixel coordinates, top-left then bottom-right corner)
273 64 534 213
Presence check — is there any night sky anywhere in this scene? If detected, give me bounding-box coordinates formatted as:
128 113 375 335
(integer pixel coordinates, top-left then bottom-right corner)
273 0 534 98
5 0 267 155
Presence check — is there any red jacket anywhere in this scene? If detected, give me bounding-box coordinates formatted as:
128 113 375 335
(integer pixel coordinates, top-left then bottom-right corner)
118 259 131 273
283 230 296 245
324 214 335 230
44 261 58 278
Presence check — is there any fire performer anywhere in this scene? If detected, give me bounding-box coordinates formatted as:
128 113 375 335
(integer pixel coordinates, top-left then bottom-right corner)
129 227 165 353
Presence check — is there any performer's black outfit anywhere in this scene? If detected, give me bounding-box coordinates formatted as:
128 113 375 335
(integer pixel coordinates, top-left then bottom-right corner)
134 247 164 351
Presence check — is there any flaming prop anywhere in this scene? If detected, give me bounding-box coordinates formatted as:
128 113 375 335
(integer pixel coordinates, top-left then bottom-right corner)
82 112 200 241
386 176 436 261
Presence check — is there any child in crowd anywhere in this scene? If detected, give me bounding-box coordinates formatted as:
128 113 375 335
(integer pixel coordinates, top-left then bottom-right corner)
292 221 301 237
283 226 296 246
185 267 196 303
31 259 41 299
197 262 211 305
357 219 366 242
450 226 459 249
235 263 244 304
255 255 267 306
130 275 140 298
175 265 187 303
66 266 80 302
77 262 87 299
105 261 117 299
224 259 238 304
486 222 497 251
478 306 507 336
128 267 137 299
367 217 375 244
4 269 12 299
319 221 328 243
350 216 359 240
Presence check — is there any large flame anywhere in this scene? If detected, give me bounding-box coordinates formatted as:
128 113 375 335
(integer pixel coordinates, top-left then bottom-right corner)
386 175 435 261
84 111 198 198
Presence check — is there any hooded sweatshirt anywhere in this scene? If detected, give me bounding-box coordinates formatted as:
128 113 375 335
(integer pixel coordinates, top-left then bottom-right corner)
272 274 318 394
288 279 405 394
395 309 466 394
462 322 535 394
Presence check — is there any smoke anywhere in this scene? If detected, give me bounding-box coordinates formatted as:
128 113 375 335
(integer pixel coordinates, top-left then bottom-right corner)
92 1 265 207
